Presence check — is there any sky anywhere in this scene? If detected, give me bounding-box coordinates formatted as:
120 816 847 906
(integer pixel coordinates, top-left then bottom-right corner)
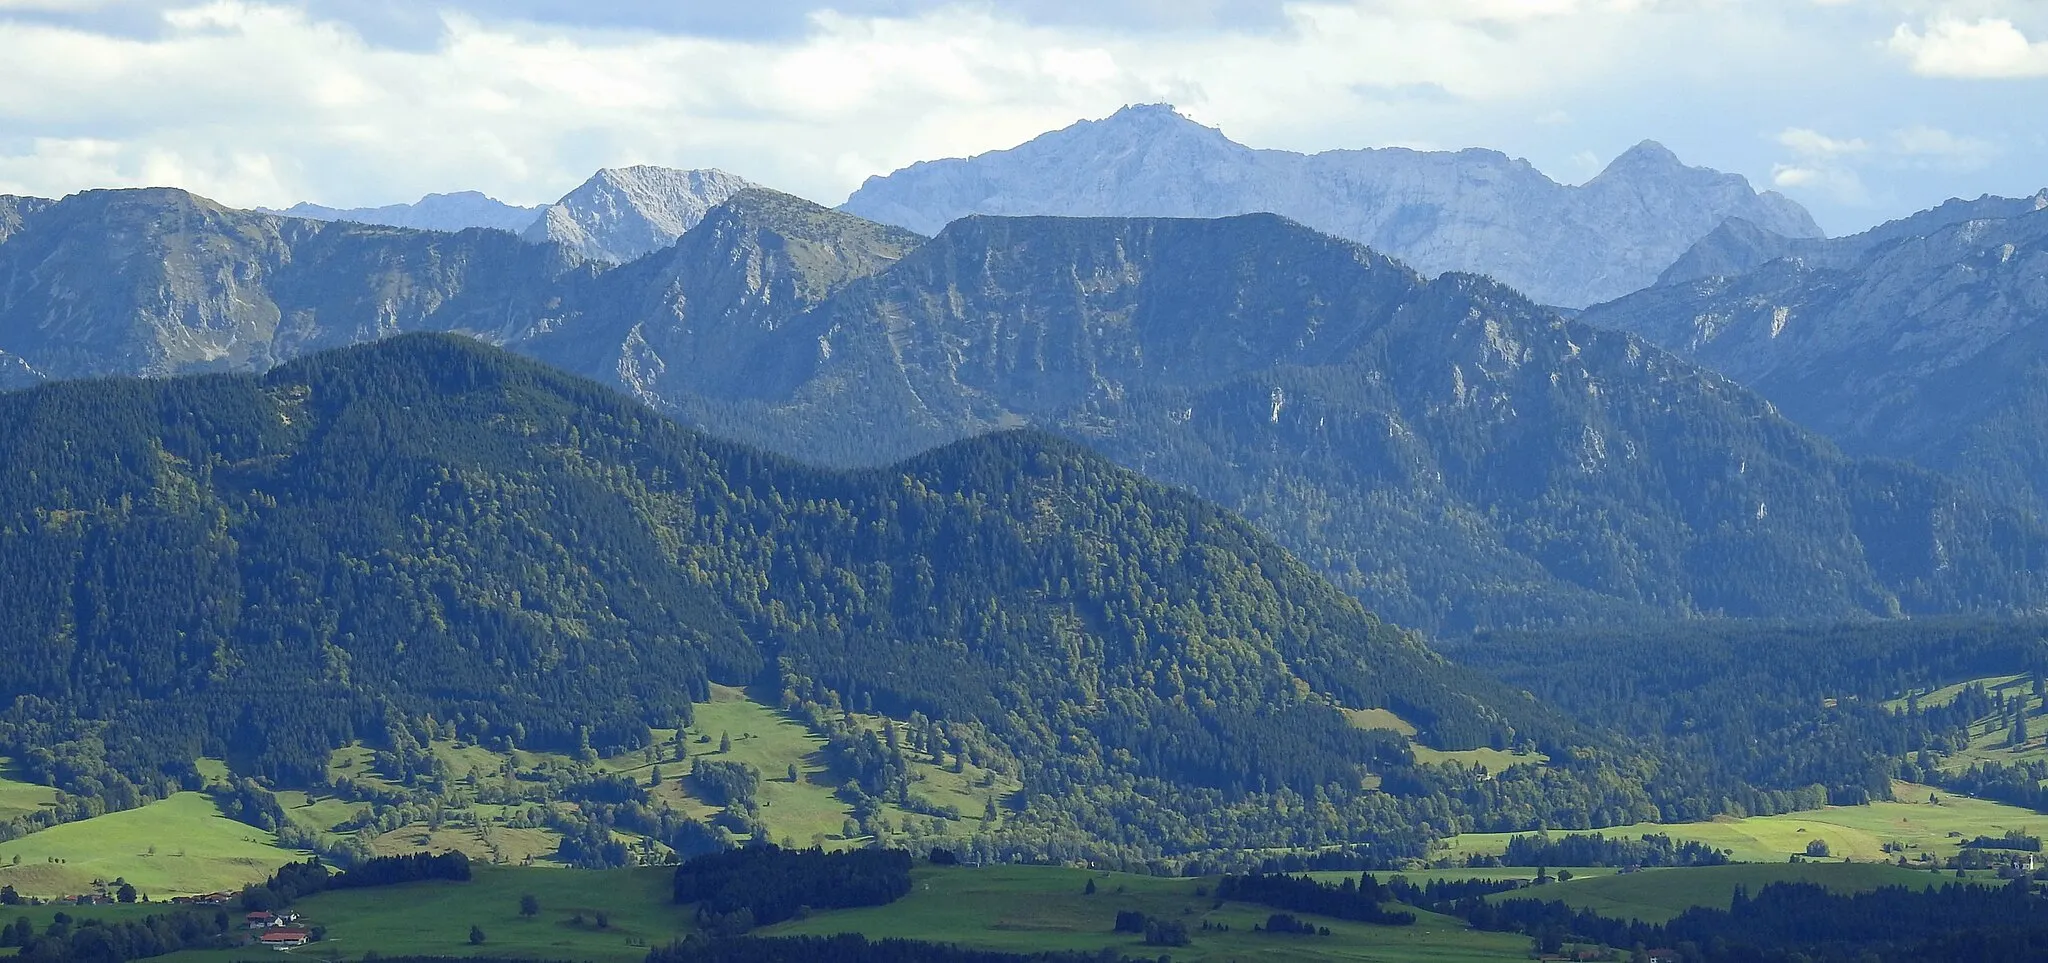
0 0 2042 235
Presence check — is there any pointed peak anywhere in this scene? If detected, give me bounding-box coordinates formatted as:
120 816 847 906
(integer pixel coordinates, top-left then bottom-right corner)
1607 140 1685 170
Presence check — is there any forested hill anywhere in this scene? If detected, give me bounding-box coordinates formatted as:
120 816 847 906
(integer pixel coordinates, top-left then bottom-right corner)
0 334 1617 857
570 209 2048 633
8 187 2048 634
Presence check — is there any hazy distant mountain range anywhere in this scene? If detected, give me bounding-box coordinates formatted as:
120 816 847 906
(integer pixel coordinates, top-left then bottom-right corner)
0 185 2040 634
264 191 544 233
254 106 1817 307
1582 189 2048 512
268 167 758 265
840 104 1823 308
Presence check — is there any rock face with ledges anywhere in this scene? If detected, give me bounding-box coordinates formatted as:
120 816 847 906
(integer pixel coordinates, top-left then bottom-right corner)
841 105 1822 308
523 166 759 264
1582 191 2048 512
0 188 584 381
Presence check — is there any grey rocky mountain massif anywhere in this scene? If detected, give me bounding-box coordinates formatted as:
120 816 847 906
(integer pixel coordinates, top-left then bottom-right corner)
1581 189 2048 512
0 188 586 385
521 166 760 263
259 166 759 266
840 104 1823 308
1 184 2039 634
264 190 544 233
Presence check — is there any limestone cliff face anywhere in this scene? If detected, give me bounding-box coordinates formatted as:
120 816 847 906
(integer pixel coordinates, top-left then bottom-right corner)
1582 191 2048 510
522 166 759 264
0 188 583 381
840 105 1822 308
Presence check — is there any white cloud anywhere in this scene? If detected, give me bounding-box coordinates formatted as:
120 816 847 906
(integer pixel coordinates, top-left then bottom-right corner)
0 0 2036 237
0 0 1685 208
1891 124 1996 166
1778 127 1869 157
1889 16 2048 78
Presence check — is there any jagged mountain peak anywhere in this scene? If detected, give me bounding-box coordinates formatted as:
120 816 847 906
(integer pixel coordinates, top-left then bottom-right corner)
522 165 760 264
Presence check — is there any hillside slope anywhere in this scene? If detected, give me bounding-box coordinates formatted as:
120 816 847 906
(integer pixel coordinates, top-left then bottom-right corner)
0 334 1612 857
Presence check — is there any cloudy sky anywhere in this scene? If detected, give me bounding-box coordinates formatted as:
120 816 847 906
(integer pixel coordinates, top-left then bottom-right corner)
0 0 2042 235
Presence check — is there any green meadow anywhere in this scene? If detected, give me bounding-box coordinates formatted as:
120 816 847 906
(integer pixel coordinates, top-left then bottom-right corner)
1483 862 1983 924
1449 780 2042 864
144 863 1530 963
0 792 308 898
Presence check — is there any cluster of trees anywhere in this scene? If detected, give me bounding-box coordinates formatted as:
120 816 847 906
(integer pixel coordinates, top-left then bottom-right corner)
243 852 473 911
673 846 914 934
1451 879 2048 962
1963 831 2041 853
3 909 235 962
1109 910 1188 946
1212 873 1415 925
1451 616 2048 819
694 761 763 810
1488 833 1731 868
1256 913 1328 936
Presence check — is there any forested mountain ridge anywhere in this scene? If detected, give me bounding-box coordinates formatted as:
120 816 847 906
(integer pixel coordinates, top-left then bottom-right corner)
839 104 1822 308
1582 194 2048 512
0 333 1629 859
565 209 2048 632
4 187 2048 633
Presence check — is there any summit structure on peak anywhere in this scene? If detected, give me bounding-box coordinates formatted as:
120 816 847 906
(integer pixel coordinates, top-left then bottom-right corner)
842 107 1822 307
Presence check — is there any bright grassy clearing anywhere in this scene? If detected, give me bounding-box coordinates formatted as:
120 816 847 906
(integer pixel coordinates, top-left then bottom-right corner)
1345 707 1547 772
770 864 1533 963
0 757 58 821
1489 862 1989 924
0 793 308 898
1449 782 2042 864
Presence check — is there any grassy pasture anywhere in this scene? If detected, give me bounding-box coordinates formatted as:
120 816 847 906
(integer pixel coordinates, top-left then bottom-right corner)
1450 781 2042 864
131 863 1533 962
0 793 307 898
162 865 684 962
768 864 1532 963
0 757 58 821
1485 862 1987 924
